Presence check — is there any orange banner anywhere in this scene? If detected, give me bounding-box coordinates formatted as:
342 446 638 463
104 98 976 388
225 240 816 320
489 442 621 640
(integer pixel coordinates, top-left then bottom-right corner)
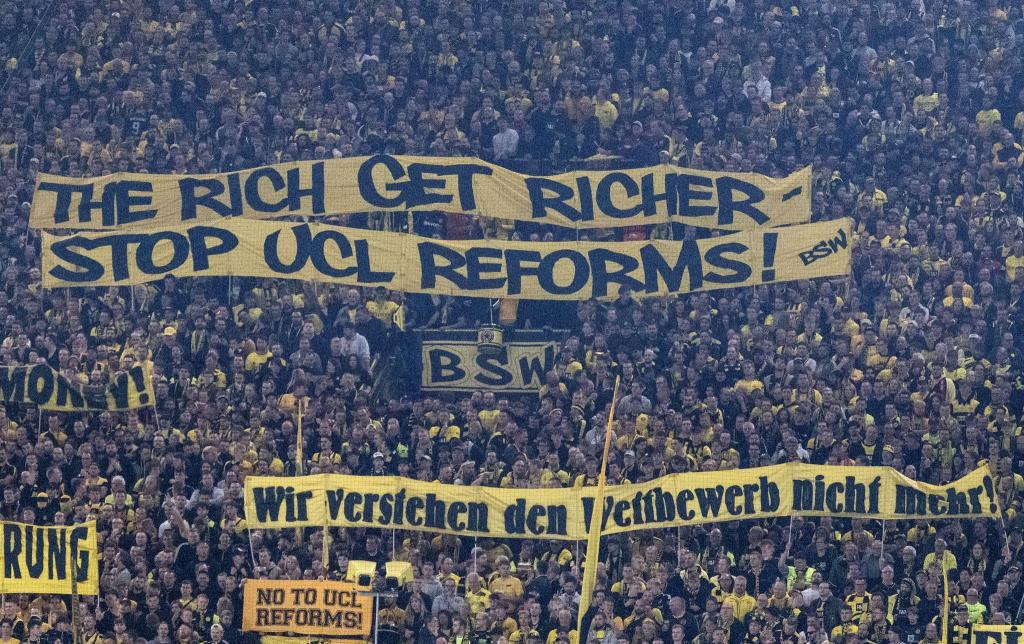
242 580 372 639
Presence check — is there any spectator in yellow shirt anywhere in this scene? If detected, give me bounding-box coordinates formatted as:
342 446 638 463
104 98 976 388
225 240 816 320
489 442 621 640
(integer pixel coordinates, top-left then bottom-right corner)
831 606 861 641
913 79 940 114
976 95 1002 135
922 539 958 574
245 336 273 373
366 287 399 329
723 575 756 622
963 587 986 624
1005 240 1024 282
465 572 491 618
489 556 524 602
594 87 618 132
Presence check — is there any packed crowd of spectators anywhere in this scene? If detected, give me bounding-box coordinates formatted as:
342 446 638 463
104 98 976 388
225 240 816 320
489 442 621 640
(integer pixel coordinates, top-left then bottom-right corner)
2 0 1024 643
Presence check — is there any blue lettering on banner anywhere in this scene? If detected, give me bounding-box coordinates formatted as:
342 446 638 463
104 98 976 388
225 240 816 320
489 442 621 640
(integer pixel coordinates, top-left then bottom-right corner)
0 523 91 583
524 170 770 226
357 155 492 210
518 345 555 386
423 342 557 390
504 249 543 294
464 247 506 290
44 220 848 296
474 350 515 387
0 364 148 411
47 227 238 283
416 240 757 297
538 250 589 295
588 248 643 299
262 224 395 284
716 177 768 226
40 164 327 227
676 175 715 218
525 177 582 222
417 242 470 290
638 243 703 293
798 228 849 266
595 172 643 219
36 181 157 227
972 627 1021 644
704 242 753 283
180 162 326 221
428 349 467 384
35 160 799 230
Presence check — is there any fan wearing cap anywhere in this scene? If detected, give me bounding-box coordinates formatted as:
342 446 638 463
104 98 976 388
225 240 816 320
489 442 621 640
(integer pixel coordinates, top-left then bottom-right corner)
25 614 50 644
619 119 646 162
369 451 389 475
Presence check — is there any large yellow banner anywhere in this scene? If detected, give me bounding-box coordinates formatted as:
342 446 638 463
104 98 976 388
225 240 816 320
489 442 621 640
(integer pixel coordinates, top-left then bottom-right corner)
0 364 153 411
41 218 851 299
0 521 99 594
30 156 811 231
973 625 1022 644
242 580 372 638
242 464 998 540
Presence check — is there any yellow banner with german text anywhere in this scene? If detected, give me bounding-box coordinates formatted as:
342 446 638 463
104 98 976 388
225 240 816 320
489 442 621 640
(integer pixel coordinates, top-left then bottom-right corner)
41 219 851 299
242 579 372 639
0 364 154 411
243 464 998 540
0 521 99 594
31 156 811 231
973 625 1022 644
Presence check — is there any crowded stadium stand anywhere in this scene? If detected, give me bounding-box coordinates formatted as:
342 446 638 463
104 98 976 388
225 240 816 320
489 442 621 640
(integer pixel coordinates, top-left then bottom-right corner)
1 0 1024 643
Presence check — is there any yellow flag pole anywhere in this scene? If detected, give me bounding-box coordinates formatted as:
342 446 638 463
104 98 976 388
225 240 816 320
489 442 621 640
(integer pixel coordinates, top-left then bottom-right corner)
296 398 305 476
577 376 620 637
941 562 950 644
295 398 305 544
322 524 330 579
